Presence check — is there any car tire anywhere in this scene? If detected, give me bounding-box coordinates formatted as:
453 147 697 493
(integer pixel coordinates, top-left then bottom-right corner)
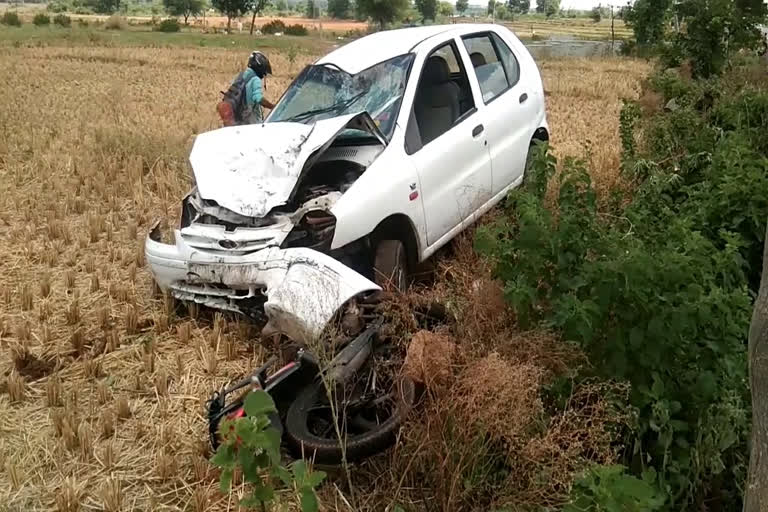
373 239 408 293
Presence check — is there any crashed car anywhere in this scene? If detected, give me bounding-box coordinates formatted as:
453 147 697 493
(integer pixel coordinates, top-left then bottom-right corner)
146 24 549 342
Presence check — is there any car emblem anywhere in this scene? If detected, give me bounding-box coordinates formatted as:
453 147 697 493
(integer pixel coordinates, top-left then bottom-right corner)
409 182 417 190
219 239 238 249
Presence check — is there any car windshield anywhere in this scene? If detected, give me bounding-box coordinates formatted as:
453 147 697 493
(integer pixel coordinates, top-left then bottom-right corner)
267 54 414 141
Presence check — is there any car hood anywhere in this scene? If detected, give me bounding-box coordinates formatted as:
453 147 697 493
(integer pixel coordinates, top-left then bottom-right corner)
189 112 386 219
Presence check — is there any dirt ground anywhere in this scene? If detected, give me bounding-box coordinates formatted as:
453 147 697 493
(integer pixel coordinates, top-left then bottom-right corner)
0 35 649 511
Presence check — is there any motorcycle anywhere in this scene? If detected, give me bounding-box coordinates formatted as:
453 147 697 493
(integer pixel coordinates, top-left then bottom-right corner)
207 313 417 465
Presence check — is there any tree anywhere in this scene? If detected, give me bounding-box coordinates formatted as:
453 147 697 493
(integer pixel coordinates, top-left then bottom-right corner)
495 3 510 19
328 0 350 18
162 0 203 24
535 0 558 17
456 0 468 14
591 3 602 22
438 0 454 16
488 0 495 15
86 0 120 14
356 0 409 29
674 0 767 77
507 0 530 14
275 0 287 11
747 220 768 512
306 0 316 18
249 0 268 34
623 0 671 45
211 0 252 32
416 0 438 20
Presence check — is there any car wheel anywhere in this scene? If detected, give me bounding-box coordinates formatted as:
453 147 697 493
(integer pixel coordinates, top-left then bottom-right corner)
373 239 408 293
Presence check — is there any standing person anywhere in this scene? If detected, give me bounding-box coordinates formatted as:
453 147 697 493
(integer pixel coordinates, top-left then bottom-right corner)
217 51 276 127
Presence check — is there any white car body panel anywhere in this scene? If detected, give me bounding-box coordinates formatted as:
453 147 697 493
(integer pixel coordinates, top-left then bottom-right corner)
145 223 380 342
190 112 385 218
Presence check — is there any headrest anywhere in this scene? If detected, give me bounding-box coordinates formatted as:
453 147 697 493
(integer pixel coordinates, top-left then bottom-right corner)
423 56 451 84
470 52 487 67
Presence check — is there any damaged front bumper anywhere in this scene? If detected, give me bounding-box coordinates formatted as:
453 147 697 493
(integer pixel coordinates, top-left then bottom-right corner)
145 222 380 342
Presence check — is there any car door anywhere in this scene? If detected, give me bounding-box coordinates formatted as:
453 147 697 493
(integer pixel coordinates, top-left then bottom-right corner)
461 31 536 196
405 39 492 248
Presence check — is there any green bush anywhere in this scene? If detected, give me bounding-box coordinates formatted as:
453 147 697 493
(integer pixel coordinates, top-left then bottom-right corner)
47 1 69 13
212 391 325 511
155 18 180 32
1 11 22 26
54 14 72 27
476 64 768 508
104 14 126 30
261 19 287 34
564 465 665 512
285 23 308 36
33 13 51 25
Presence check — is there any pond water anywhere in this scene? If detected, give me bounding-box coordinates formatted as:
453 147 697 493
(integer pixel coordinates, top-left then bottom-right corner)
523 35 620 59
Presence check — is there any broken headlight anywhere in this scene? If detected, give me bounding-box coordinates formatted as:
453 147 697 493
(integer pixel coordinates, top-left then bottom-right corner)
281 211 336 251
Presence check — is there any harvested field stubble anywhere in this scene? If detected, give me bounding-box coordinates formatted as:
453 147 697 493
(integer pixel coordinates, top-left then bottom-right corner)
0 40 648 510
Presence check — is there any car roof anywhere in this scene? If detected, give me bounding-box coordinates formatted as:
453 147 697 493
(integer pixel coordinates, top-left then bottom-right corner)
316 24 507 74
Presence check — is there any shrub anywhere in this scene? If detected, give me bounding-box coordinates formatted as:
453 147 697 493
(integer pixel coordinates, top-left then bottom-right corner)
73 6 93 14
104 14 126 30
33 13 51 26
476 93 759 507
564 465 665 512
1 11 22 26
76 17 88 27
155 18 180 32
285 23 308 36
261 19 286 34
54 14 72 27
212 391 325 511
47 1 69 13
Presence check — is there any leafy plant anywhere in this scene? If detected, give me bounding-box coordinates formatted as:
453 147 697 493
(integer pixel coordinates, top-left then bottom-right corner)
261 19 286 34
54 14 72 27
155 18 181 32
1 11 22 26
564 465 665 512
284 23 308 36
211 390 325 511
104 14 126 30
33 13 51 25
476 70 764 505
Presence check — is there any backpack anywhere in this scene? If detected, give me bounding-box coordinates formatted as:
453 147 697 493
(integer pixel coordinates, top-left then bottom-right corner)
219 70 253 124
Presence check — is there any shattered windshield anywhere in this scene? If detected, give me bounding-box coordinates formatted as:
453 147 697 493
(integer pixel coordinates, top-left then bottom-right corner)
267 54 414 140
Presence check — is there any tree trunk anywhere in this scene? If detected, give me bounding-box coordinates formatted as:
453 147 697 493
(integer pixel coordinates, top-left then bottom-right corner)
184 13 189 25
249 9 256 35
226 14 231 33
746 221 768 512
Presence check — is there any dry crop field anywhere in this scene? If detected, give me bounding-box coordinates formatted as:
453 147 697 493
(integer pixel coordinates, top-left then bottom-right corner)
0 32 649 511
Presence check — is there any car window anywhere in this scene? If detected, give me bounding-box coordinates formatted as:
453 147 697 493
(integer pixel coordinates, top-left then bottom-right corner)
462 33 520 103
432 44 461 73
410 42 475 148
491 32 521 87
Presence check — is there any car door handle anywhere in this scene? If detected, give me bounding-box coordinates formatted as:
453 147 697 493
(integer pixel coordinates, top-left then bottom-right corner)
519 93 528 104
472 124 484 137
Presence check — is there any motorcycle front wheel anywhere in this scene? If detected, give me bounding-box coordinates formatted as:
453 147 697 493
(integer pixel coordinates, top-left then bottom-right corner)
285 371 415 464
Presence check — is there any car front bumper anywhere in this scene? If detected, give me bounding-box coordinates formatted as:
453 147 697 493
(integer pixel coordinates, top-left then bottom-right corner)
145 221 380 342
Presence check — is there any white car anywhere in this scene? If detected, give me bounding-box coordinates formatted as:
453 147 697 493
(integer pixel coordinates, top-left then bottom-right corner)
146 24 549 341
